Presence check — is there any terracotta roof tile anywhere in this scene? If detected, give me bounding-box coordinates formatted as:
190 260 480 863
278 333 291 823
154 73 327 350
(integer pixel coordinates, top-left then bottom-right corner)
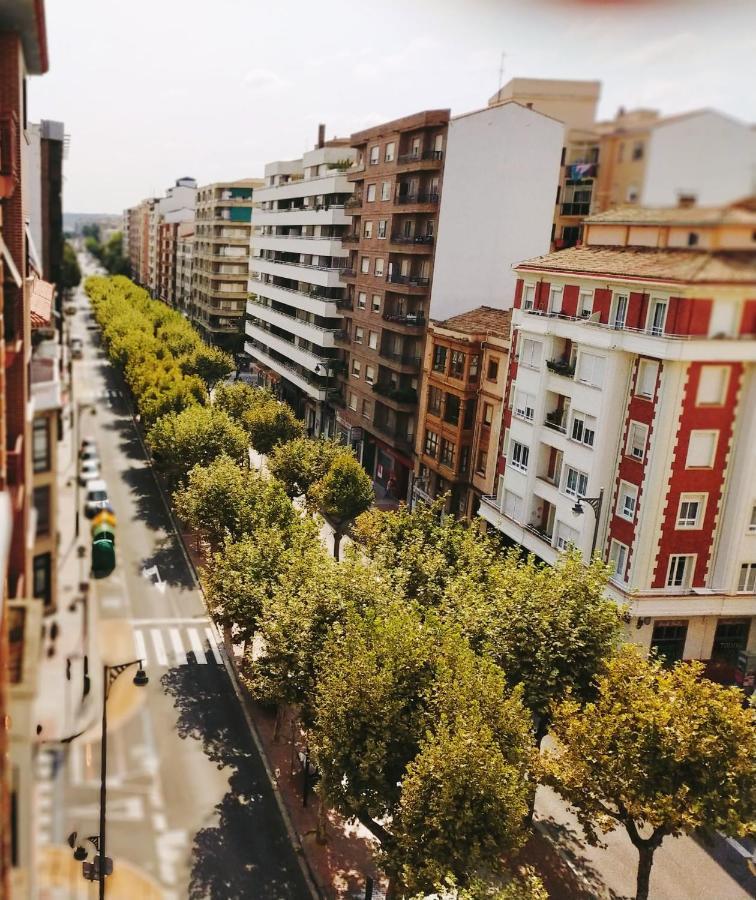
586 198 756 227
435 306 512 336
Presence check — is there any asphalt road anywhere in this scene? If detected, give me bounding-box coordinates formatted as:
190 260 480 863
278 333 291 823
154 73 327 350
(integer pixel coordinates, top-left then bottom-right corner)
54 263 311 899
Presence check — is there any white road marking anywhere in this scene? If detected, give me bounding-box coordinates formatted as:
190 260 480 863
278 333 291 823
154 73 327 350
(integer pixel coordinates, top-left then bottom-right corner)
205 627 222 664
169 628 187 665
187 627 205 661
70 796 144 822
134 628 147 663
141 564 166 594
150 629 168 666
725 836 753 858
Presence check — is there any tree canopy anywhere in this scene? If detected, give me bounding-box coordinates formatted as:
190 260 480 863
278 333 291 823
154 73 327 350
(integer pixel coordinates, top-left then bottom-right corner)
61 241 81 290
309 451 374 558
242 397 304 455
267 436 343 500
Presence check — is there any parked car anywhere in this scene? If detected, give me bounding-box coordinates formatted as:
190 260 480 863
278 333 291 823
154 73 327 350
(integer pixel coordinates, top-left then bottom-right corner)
84 479 110 518
78 458 100 486
70 337 83 359
80 436 97 454
80 446 99 465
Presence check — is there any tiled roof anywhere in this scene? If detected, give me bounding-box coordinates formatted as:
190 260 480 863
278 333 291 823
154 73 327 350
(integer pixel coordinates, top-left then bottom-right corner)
436 306 512 336
586 198 756 227
516 247 756 284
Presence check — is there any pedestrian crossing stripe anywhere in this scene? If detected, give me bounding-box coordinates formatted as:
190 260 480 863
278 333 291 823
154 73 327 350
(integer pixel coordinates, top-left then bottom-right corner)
132 624 222 668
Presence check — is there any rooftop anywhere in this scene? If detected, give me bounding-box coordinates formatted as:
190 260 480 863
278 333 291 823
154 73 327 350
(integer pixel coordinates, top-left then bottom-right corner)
351 109 450 144
0 0 49 74
435 306 512 336
516 246 756 285
586 197 756 227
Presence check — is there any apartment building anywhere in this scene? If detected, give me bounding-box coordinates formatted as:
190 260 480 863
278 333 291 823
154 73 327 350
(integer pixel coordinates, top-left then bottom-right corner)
246 130 354 435
191 179 261 350
0 2 54 895
175 222 194 315
336 110 449 500
156 176 196 305
414 307 511 518
479 198 756 683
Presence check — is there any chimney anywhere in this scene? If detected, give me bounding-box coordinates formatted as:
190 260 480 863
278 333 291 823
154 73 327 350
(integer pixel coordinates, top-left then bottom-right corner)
317 123 325 149
677 192 697 208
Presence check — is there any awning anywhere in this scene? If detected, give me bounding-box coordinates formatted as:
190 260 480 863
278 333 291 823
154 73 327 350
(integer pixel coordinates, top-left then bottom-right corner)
30 277 54 328
25 223 42 276
0 234 22 287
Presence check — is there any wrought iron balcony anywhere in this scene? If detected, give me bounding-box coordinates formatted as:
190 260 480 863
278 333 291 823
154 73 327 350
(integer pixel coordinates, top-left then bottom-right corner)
395 192 439 205
545 358 575 378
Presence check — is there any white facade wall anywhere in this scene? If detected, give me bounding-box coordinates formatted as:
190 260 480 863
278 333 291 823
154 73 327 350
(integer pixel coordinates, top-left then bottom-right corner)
642 111 756 206
429 102 564 320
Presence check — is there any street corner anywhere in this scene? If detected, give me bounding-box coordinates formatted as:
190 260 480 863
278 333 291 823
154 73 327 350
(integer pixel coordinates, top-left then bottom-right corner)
39 845 167 899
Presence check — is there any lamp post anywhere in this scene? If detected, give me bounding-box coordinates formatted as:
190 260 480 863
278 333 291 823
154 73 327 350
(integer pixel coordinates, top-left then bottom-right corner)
69 659 148 896
571 488 604 558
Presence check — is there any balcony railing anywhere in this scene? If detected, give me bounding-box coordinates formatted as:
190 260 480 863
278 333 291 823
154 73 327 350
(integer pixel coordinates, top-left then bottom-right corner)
345 196 363 208
371 383 418 404
397 150 444 164
339 268 356 278
389 234 434 246
525 523 553 543
560 202 590 216
544 410 568 433
545 358 575 378
372 419 415 447
386 273 430 287
341 233 360 243
396 192 439 205
382 312 426 327
261 203 347 214
335 298 353 310
379 350 421 371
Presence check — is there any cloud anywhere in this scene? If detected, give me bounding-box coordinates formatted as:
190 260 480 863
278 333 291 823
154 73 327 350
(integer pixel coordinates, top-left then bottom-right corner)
242 68 286 91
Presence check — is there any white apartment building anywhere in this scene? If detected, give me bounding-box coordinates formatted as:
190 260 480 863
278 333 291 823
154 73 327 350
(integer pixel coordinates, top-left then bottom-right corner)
245 134 355 435
480 199 756 684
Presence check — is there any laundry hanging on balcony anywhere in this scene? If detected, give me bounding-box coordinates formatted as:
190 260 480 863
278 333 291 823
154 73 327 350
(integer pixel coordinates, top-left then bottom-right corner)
569 163 596 181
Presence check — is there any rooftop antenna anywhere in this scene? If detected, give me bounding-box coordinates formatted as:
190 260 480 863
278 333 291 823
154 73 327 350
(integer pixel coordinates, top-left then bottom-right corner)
497 51 507 100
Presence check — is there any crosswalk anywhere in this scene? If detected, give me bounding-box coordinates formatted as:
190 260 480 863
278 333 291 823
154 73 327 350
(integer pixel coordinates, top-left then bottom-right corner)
34 748 57 848
131 619 223 668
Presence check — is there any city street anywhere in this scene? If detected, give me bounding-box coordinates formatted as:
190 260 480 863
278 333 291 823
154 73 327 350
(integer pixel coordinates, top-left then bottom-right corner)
38 263 311 899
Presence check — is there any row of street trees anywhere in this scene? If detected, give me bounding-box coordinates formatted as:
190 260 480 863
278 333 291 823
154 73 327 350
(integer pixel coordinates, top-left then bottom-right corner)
84 228 130 275
86 275 755 900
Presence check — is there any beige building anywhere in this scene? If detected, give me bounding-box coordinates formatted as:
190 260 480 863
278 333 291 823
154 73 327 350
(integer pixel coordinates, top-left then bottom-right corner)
191 180 262 350
175 222 195 315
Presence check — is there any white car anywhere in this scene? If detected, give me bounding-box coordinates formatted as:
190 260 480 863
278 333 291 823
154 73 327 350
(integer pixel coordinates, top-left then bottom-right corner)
79 459 100 485
84 479 110 518
80 446 99 466
80 436 97 455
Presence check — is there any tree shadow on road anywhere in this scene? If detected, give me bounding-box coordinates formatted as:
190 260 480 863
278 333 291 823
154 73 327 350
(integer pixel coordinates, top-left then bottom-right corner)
136 535 195 591
161 664 311 900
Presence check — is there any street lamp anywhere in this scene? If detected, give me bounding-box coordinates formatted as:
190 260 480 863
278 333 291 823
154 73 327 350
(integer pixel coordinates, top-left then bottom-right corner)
571 488 604 558
69 659 148 897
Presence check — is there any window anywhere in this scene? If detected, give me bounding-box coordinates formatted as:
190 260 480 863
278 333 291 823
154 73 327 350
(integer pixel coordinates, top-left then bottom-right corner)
443 393 460 425
711 620 750 667
608 540 629 582
578 290 593 318
548 285 563 314
617 481 638 521
459 445 470 474
563 466 588 498
686 430 718 468
487 358 499 381
667 555 695 589
469 355 479 381
363 220 373 239
510 440 529 472
450 351 465 378
380 181 391 201
369 145 379 165
351 359 361 378
556 521 580 551
361 399 371 419
374 258 384 277
674 494 703 529
483 402 495 426
33 553 52 607
514 391 534 422
463 400 476 430
365 364 376 384
519 338 542 369
371 293 381 312
428 386 442 415
360 257 370 274
522 283 535 310
696 366 729 406
738 563 756 592
571 412 596 447
626 421 648 460
366 184 376 202
384 142 395 163
636 359 659 398
440 439 455 468
576 352 605 388
368 331 378 350
611 293 628 329
687 232 699 247
33 418 50 473
647 298 668 336
632 141 644 161
354 326 364 344
476 448 488 474
357 291 367 309
348 391 358 411
33 486 51 536
651 621 688 664
377 220 387 239
750 505 756 532
504 490 523 521
424 430 439 457
432 345 447 373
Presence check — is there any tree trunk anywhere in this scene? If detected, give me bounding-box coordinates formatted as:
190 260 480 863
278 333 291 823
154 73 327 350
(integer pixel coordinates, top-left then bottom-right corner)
332 530 342 561
273 704 285 743
635 844 656 900
316 795 328 844
222 624 234 660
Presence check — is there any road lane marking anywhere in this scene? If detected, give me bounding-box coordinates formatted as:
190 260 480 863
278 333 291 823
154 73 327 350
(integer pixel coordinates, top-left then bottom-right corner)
205 628 222 664
142 564 166 594
134 628 147 663
150 629 168 666
187 628 205 662
168 628 187 665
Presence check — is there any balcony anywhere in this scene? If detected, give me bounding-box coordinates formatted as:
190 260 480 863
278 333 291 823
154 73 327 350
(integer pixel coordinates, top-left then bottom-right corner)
382 312 426 329
389 234 434 249
340 268 356 280
395 193 439 206
247 302 340 348
544 409 568 433
341 233 360 243
378 350 421 372
525 522 553 543
545 358 575 379
371 383 418 406
372 419 415 451
386 273 430 291
251 280 340 318
396 150 444 167
560 202 590 217
345 196 363 209
336 297 353 310
244 341 328 402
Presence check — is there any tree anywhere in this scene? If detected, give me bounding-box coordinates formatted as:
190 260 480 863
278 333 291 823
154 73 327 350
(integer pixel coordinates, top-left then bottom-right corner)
213 381 274 423
242 399 304 456
541 645 756 900
180 344 234 388
267 436 342 500
147 405 248 484
174 453 296 547
410 871 548 900
309 452 374 559
61 241 81 290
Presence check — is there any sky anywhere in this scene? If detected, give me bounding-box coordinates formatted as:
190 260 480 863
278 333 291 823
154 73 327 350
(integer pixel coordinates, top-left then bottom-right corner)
28 0 756 214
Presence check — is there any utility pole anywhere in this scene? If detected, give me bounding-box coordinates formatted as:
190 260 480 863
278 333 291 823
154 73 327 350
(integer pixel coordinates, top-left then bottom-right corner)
497 50 507 99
